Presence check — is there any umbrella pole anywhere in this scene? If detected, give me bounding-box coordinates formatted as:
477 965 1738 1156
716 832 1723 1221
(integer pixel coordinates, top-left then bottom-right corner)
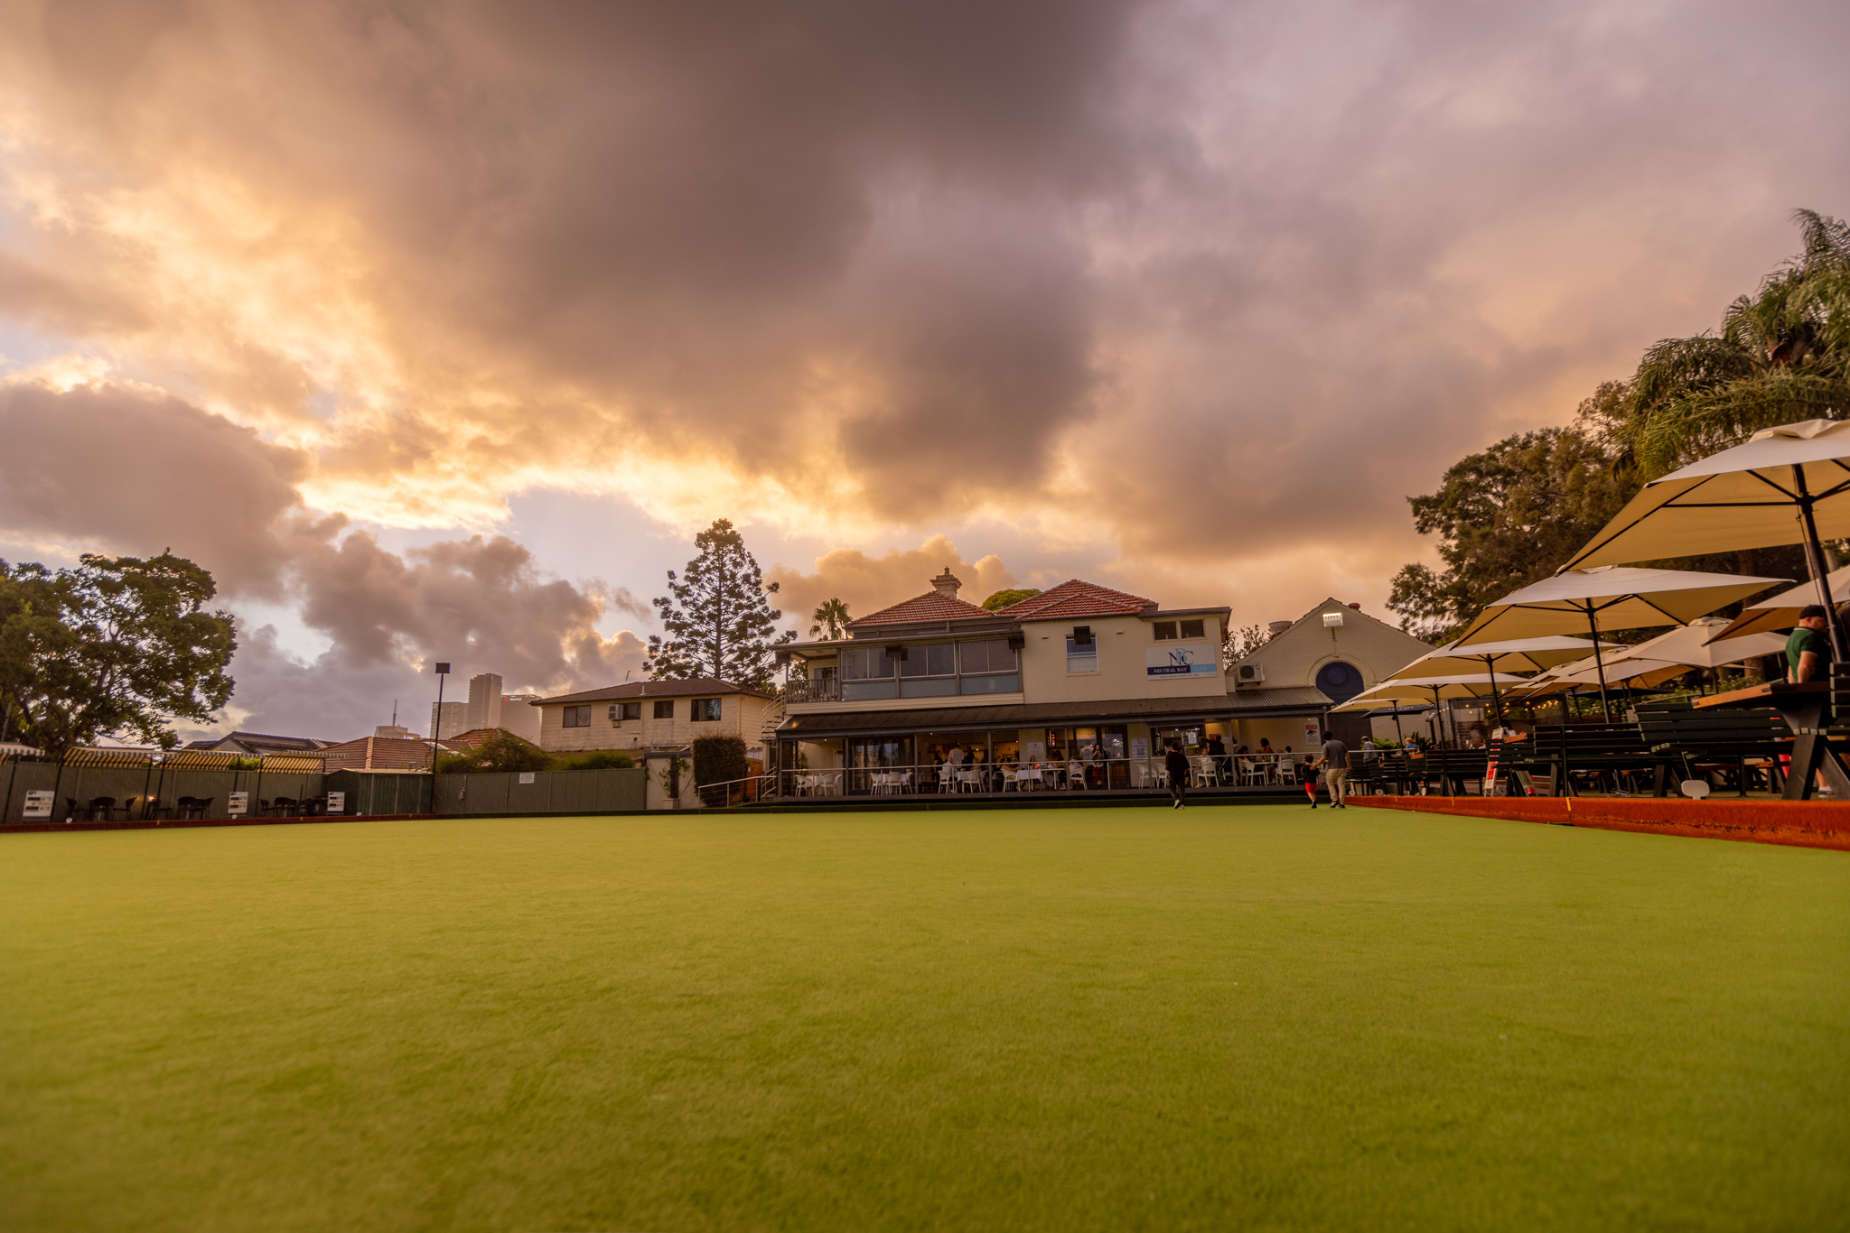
1390 703 1404 745
1486 658 1504 731
1583 604 1613 721
1793 468 1847 660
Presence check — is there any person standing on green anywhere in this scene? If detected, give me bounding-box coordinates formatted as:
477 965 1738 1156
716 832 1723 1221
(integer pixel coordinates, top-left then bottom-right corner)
1786 604 1834 686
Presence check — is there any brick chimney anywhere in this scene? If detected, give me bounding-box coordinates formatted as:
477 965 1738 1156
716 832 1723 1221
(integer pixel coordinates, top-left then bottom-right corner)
931 567 962 599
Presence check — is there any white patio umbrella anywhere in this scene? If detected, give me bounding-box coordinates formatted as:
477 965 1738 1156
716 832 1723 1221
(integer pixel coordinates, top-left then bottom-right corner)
1611 619 1788 675
1562 418 1850 657
1388 635 1614 726
1331 675 1502 746
1703 563 1850 642
1451 566 1786 718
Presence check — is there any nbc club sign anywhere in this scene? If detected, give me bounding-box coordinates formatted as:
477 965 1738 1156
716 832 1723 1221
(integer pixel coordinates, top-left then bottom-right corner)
1146 643 1218 677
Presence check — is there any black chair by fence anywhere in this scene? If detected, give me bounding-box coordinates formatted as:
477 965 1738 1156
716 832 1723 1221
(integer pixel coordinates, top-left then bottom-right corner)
1637 702 1789 796
1527 722 1655 795
270 796 299 817
174 796 212 820
84 796 123 821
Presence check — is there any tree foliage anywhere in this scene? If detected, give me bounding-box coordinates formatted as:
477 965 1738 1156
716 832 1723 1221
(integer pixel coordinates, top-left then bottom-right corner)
442 730 549 773
1222 623 1273 666
0 552 236 757
809 597 852 640
1587 209 1850 477
1390 208 1848 641
644 519 793 691
693 734 750 787
981 587 1041 611
1387 428 1631 641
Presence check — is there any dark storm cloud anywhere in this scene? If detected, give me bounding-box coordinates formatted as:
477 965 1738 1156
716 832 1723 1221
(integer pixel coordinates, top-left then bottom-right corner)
0 382 648 733
5 0 1850 614
0 381 326 596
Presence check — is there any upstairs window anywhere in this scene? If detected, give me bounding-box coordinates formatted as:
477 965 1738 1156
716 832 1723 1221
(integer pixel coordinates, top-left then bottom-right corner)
958 639 1017 674
1066 626 1098 673
899 643 957 677
1154 618 1207 640
842 646 899 680
653 699 675 719
611 701 641 722
562 704 591 728
691 698 724 722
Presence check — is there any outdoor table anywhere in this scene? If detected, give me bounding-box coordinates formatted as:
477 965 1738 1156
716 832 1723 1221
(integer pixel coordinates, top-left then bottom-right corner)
1008 768 1044 791
1696 680 1849 800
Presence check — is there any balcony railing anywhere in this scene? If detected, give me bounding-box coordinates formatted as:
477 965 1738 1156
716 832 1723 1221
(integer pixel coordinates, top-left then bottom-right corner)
785 673 1021 704
783 677 842 704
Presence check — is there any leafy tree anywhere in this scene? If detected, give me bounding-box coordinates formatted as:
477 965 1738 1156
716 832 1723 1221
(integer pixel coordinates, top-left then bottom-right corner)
1386 428 1631 641
451 730 550 773
809 597 852 639
1589 209 1850 477
644 519 793 691
0 552 236 758
981 587 1041 611
1222 623 1273 667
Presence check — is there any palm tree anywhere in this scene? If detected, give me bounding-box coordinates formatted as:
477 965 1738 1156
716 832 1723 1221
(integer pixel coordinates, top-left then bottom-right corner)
809 597 851 640
1618 209 1850 477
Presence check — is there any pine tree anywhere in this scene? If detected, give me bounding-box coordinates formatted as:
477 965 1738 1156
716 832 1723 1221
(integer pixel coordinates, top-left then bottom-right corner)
644 519 793 690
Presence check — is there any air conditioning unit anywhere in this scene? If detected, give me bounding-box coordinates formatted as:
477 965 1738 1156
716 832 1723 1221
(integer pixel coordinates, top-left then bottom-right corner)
1236 663 1265 684
607 705 621 723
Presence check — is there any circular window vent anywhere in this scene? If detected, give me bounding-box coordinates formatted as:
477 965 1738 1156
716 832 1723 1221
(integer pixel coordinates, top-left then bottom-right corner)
1315 660 1364 703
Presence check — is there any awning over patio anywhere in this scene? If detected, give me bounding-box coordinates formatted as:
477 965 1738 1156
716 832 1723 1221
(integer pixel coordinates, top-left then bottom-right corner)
778 693 1310 739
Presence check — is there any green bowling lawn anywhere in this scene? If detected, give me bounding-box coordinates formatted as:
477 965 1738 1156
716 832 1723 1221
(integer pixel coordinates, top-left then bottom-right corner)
3 807 1848 1232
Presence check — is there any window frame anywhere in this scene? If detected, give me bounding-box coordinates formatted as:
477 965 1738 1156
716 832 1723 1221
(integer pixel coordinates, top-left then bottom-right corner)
562 704 591 728
690 697 724 722
652 699 675 720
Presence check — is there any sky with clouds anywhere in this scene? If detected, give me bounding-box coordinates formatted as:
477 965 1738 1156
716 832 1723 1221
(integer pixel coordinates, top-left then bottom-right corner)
3 0 1849 738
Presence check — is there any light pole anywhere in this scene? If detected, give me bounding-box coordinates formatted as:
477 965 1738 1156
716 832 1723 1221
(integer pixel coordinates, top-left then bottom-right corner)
429 661 450 815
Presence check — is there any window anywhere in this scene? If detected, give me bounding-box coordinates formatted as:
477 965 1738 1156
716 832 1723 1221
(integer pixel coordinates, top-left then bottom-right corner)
611 701 641 722
562 704 591 728
1154 618 1207 641
1066 626 1098 673
653 700 675 719
691 697 723 722
957 639 1017 674
842 645 898 680
899 643 957 677
1180 618 1205 639
1153 620 1177 640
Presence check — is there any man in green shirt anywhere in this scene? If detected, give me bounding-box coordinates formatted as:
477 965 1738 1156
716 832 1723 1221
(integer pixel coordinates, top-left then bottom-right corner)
1785 604 1833 685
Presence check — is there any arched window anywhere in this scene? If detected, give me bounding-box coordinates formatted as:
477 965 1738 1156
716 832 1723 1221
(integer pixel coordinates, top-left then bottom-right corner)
1315 660 1364 703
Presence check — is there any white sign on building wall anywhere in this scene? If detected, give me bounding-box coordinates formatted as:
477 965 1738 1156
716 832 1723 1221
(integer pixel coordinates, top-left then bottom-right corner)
227 791 249 817
22 790 53 820
1145 642 1219 677
325 791 345 815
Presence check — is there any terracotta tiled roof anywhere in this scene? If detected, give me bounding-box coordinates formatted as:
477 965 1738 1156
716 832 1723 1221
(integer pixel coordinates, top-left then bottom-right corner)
442 727 543 752
535 677 770 705
319 735 434 772
996 579 1157 621
848 591 995 627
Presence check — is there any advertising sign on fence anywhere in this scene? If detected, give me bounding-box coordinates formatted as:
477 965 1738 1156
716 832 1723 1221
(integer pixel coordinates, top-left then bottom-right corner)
22 790 53 820
325 791 345 815
518 772 536 785
227 790 249 817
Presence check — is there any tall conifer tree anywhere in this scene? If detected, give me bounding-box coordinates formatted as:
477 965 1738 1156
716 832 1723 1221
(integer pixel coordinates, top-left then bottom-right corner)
644 520 792 690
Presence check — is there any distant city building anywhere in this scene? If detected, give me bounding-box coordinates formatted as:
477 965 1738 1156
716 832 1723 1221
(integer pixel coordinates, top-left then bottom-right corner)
465 672 505 732
374 724 419 740
499 693 543 743
430 701 469 740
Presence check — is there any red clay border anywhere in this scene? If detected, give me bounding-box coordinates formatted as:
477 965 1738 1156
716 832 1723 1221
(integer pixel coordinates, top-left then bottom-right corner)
1351 794 1850 851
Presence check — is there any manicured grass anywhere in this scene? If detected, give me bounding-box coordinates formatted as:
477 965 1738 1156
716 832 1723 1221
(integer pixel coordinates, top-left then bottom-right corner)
3 807 1848 1232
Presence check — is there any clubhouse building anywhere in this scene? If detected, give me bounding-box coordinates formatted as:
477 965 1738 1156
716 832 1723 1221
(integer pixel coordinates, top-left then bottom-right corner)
774 569 1429 791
